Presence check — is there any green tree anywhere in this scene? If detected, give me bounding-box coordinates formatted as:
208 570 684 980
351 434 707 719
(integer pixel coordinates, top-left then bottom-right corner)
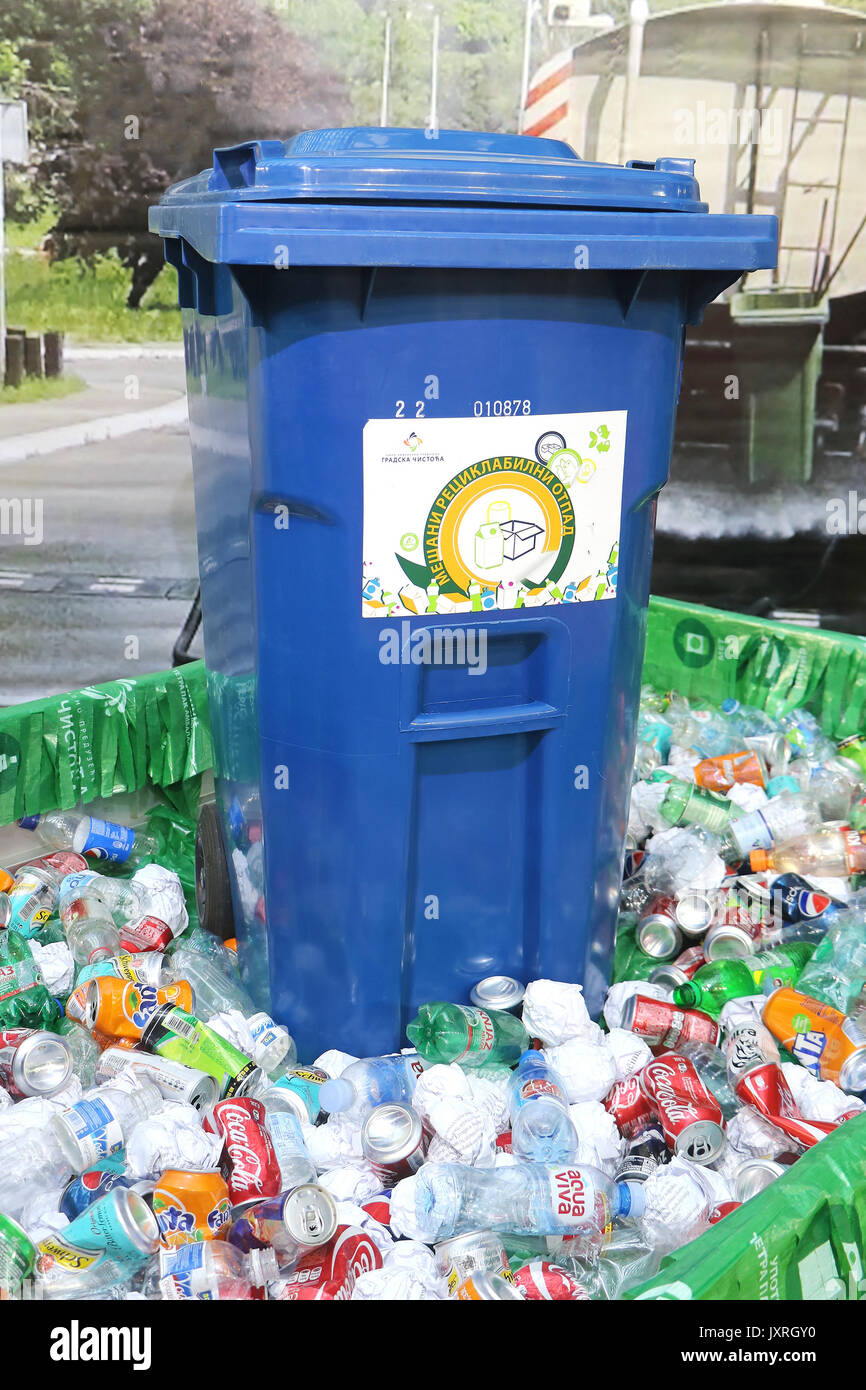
0 0 349 304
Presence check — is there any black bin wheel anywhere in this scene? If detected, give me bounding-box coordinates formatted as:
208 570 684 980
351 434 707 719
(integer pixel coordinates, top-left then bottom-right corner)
195 802 236 941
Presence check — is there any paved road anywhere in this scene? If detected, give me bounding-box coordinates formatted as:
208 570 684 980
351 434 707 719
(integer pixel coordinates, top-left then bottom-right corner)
0 351 200 706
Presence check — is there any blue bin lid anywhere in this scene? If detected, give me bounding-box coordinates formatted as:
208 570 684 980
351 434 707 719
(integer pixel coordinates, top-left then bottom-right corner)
150 126 778 294
159 126 708 213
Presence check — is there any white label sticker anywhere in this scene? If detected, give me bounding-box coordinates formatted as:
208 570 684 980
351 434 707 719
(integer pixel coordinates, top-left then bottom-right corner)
361 411 626 617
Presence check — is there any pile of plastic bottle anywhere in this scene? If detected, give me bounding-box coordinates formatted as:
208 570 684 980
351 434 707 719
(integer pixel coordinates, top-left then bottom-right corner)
2 686 866 1301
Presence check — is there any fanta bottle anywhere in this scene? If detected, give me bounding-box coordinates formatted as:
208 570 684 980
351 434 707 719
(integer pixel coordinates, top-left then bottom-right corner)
762 985 866 1094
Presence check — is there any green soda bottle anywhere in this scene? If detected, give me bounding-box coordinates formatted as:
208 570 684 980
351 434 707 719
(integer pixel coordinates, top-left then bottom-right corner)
407 1001 529 1067
673 942 815 1017
0 929 62 1030
0 1212 37 1299
659 778 737 835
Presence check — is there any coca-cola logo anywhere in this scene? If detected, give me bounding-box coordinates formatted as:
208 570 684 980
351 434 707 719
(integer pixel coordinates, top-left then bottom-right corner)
217 1101 267 1191
642 1059 697 1121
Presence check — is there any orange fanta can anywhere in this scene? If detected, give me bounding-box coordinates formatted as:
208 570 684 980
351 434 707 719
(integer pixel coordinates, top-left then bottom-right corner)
84 976 193 1041
762 986 866 1093
152 1169 232 1248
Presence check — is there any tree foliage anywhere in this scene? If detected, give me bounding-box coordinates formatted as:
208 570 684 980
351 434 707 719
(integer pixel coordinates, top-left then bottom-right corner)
0 0 349 304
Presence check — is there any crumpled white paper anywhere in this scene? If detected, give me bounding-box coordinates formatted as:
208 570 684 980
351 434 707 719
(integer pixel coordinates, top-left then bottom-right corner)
20 1189 70 1243
642 1157 711 1252
351 1240 445 1300
412 1064 496 1166
317 1163 381 1204
781 1062 865 1123
206 1009 284 1076
710 1107 790 1183
463 1065 511 1135
313 1050 359 1078
726 783 768 812
605 1028 653 1080
521 979 601 1047
569 1100 623 1175
28 938 75 996
544 1038 616 1104
131 862 189 936
304 1113 365 1170
125 1102 222 1179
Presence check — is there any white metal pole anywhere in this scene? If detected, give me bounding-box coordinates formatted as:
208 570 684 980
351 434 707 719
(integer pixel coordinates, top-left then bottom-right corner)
619 0 649 164
380 16 392 128
518 0 535 132
429 11 440 134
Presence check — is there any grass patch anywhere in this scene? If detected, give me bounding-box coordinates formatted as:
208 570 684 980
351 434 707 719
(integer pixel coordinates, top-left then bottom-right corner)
0 374 87 407
5 215 182 344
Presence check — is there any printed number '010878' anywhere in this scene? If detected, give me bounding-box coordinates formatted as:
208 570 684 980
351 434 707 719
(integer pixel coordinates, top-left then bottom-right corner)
473 400 531 417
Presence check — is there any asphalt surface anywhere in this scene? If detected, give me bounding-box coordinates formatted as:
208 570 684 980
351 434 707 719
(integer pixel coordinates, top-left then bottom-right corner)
0 351 200 705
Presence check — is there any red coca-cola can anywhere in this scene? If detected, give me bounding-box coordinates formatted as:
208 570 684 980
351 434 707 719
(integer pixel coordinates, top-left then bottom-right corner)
620 993 719 1049
603 1074 657 1139
120 915 175 953
270 1226 382 1301
708 1201 741 1224
734 1063 837 1150
204 1097 282 1205
639 1053 726 1164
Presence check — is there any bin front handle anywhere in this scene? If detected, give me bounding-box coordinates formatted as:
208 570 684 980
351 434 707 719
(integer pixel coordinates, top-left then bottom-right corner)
399 615 571 743
404 700 565 743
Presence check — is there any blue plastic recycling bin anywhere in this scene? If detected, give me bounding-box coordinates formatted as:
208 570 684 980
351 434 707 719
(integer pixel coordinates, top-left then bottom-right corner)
151 127 776 1059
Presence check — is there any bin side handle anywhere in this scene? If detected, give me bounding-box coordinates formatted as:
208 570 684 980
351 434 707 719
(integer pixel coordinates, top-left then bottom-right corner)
210 141 284 191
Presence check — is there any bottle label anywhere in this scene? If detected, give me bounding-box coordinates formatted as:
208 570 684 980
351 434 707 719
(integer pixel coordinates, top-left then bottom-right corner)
456 1006 495 1061
274 1071 325 1123
67 1097 124 1164
842 826 866 875
266 1110 304 1154
159 1242 216 1300
0 964 28 1005
36 1234 101 1272
81 818 136 862
549 1168 588 1224
735 811 772 852
519 1077 565 1104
